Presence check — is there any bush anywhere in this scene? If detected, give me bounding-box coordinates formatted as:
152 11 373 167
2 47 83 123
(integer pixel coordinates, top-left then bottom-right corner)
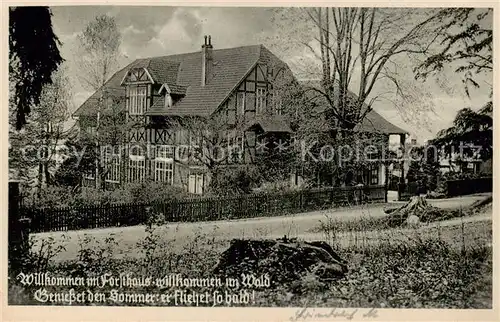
328 239 492 308
207 165 262 196
441 171 489 181
70 187 132 207
24 186 75 208
27 181 188 209
122 181 188 204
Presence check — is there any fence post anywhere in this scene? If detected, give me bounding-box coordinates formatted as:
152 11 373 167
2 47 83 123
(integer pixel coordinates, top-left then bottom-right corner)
8 181 30 272
384 162 389 203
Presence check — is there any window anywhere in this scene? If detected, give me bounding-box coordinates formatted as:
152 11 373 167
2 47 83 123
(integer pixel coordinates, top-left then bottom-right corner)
103 149 120 183
84 169 95 180
128 151 145 182
237 92 245 115
226 133 244 162
256 88 266 114
156 145 175 159
370 165 379 185
164 94 173 109
189 135 202 148
86 126 97 136
273 91 283 115
128 86 148 115
155 159 173 184
188 174 204 194
154 145 174 184
236 136 244 150
233 135 244 162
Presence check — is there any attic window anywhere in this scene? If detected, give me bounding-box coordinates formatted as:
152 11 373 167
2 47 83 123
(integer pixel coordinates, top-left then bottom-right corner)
159 84 173 109
165 94 173 109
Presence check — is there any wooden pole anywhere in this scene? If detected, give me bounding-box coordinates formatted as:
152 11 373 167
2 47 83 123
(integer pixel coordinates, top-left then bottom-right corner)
8 181 29 272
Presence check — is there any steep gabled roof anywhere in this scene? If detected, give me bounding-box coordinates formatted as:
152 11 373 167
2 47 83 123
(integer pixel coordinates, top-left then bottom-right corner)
73 45 265 117
299 79 407 135
356 109 407 135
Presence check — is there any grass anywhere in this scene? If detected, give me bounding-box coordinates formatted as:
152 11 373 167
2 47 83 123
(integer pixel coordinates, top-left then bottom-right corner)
313 196 492 235
8 211 492 308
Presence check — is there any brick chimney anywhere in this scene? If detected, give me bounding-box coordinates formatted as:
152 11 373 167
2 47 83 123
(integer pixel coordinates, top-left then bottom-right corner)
201 35 213 86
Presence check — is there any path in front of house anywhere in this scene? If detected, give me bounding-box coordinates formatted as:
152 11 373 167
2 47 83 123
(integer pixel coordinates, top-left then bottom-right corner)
31 193 491 262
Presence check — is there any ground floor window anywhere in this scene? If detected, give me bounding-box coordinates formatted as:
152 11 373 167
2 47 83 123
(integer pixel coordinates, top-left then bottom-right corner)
103 151 120 183
154 145 174 184
370 165 379 185
84 169 95 180
188 173 204 194
356 163 380 185
155 159 173 184
128 155 145 182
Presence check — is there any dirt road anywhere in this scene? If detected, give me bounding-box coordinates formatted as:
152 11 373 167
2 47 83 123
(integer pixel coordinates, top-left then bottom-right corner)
30 193 491 261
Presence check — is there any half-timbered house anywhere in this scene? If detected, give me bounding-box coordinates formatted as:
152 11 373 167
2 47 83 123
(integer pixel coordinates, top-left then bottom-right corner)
73 35 407 194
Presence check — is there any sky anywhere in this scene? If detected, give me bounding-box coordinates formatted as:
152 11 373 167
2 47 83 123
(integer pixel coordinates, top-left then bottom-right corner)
49 6 493 143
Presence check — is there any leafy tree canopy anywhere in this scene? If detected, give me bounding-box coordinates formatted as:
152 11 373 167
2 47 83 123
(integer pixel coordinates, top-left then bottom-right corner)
431 102 492 161
415 8 492 97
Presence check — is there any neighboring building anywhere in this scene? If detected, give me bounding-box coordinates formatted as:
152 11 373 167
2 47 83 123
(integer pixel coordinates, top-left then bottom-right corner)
439 154 487 174
73 36 407 194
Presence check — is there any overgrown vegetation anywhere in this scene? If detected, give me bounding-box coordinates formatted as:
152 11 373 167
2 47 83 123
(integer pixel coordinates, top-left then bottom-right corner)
23 181 189 208
9 209 492 308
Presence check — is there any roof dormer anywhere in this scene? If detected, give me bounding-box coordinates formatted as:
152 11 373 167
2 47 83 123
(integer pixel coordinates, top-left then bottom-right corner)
158 83 171 95
121 67 154 85
159 84 173 109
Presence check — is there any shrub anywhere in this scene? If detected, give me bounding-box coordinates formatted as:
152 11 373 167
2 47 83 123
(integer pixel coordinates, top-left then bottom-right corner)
207 165 262 196
27 181 189 208
71 186 133 207
123 181 188 204
24 186 75 208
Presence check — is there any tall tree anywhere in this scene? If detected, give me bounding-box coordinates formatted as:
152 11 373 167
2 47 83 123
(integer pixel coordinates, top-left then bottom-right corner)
75 14 121 91
414 8 492 97
270 8 441 132
75 14 122 190
267 8 443 186
9 67 72 196
9 6 63 130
